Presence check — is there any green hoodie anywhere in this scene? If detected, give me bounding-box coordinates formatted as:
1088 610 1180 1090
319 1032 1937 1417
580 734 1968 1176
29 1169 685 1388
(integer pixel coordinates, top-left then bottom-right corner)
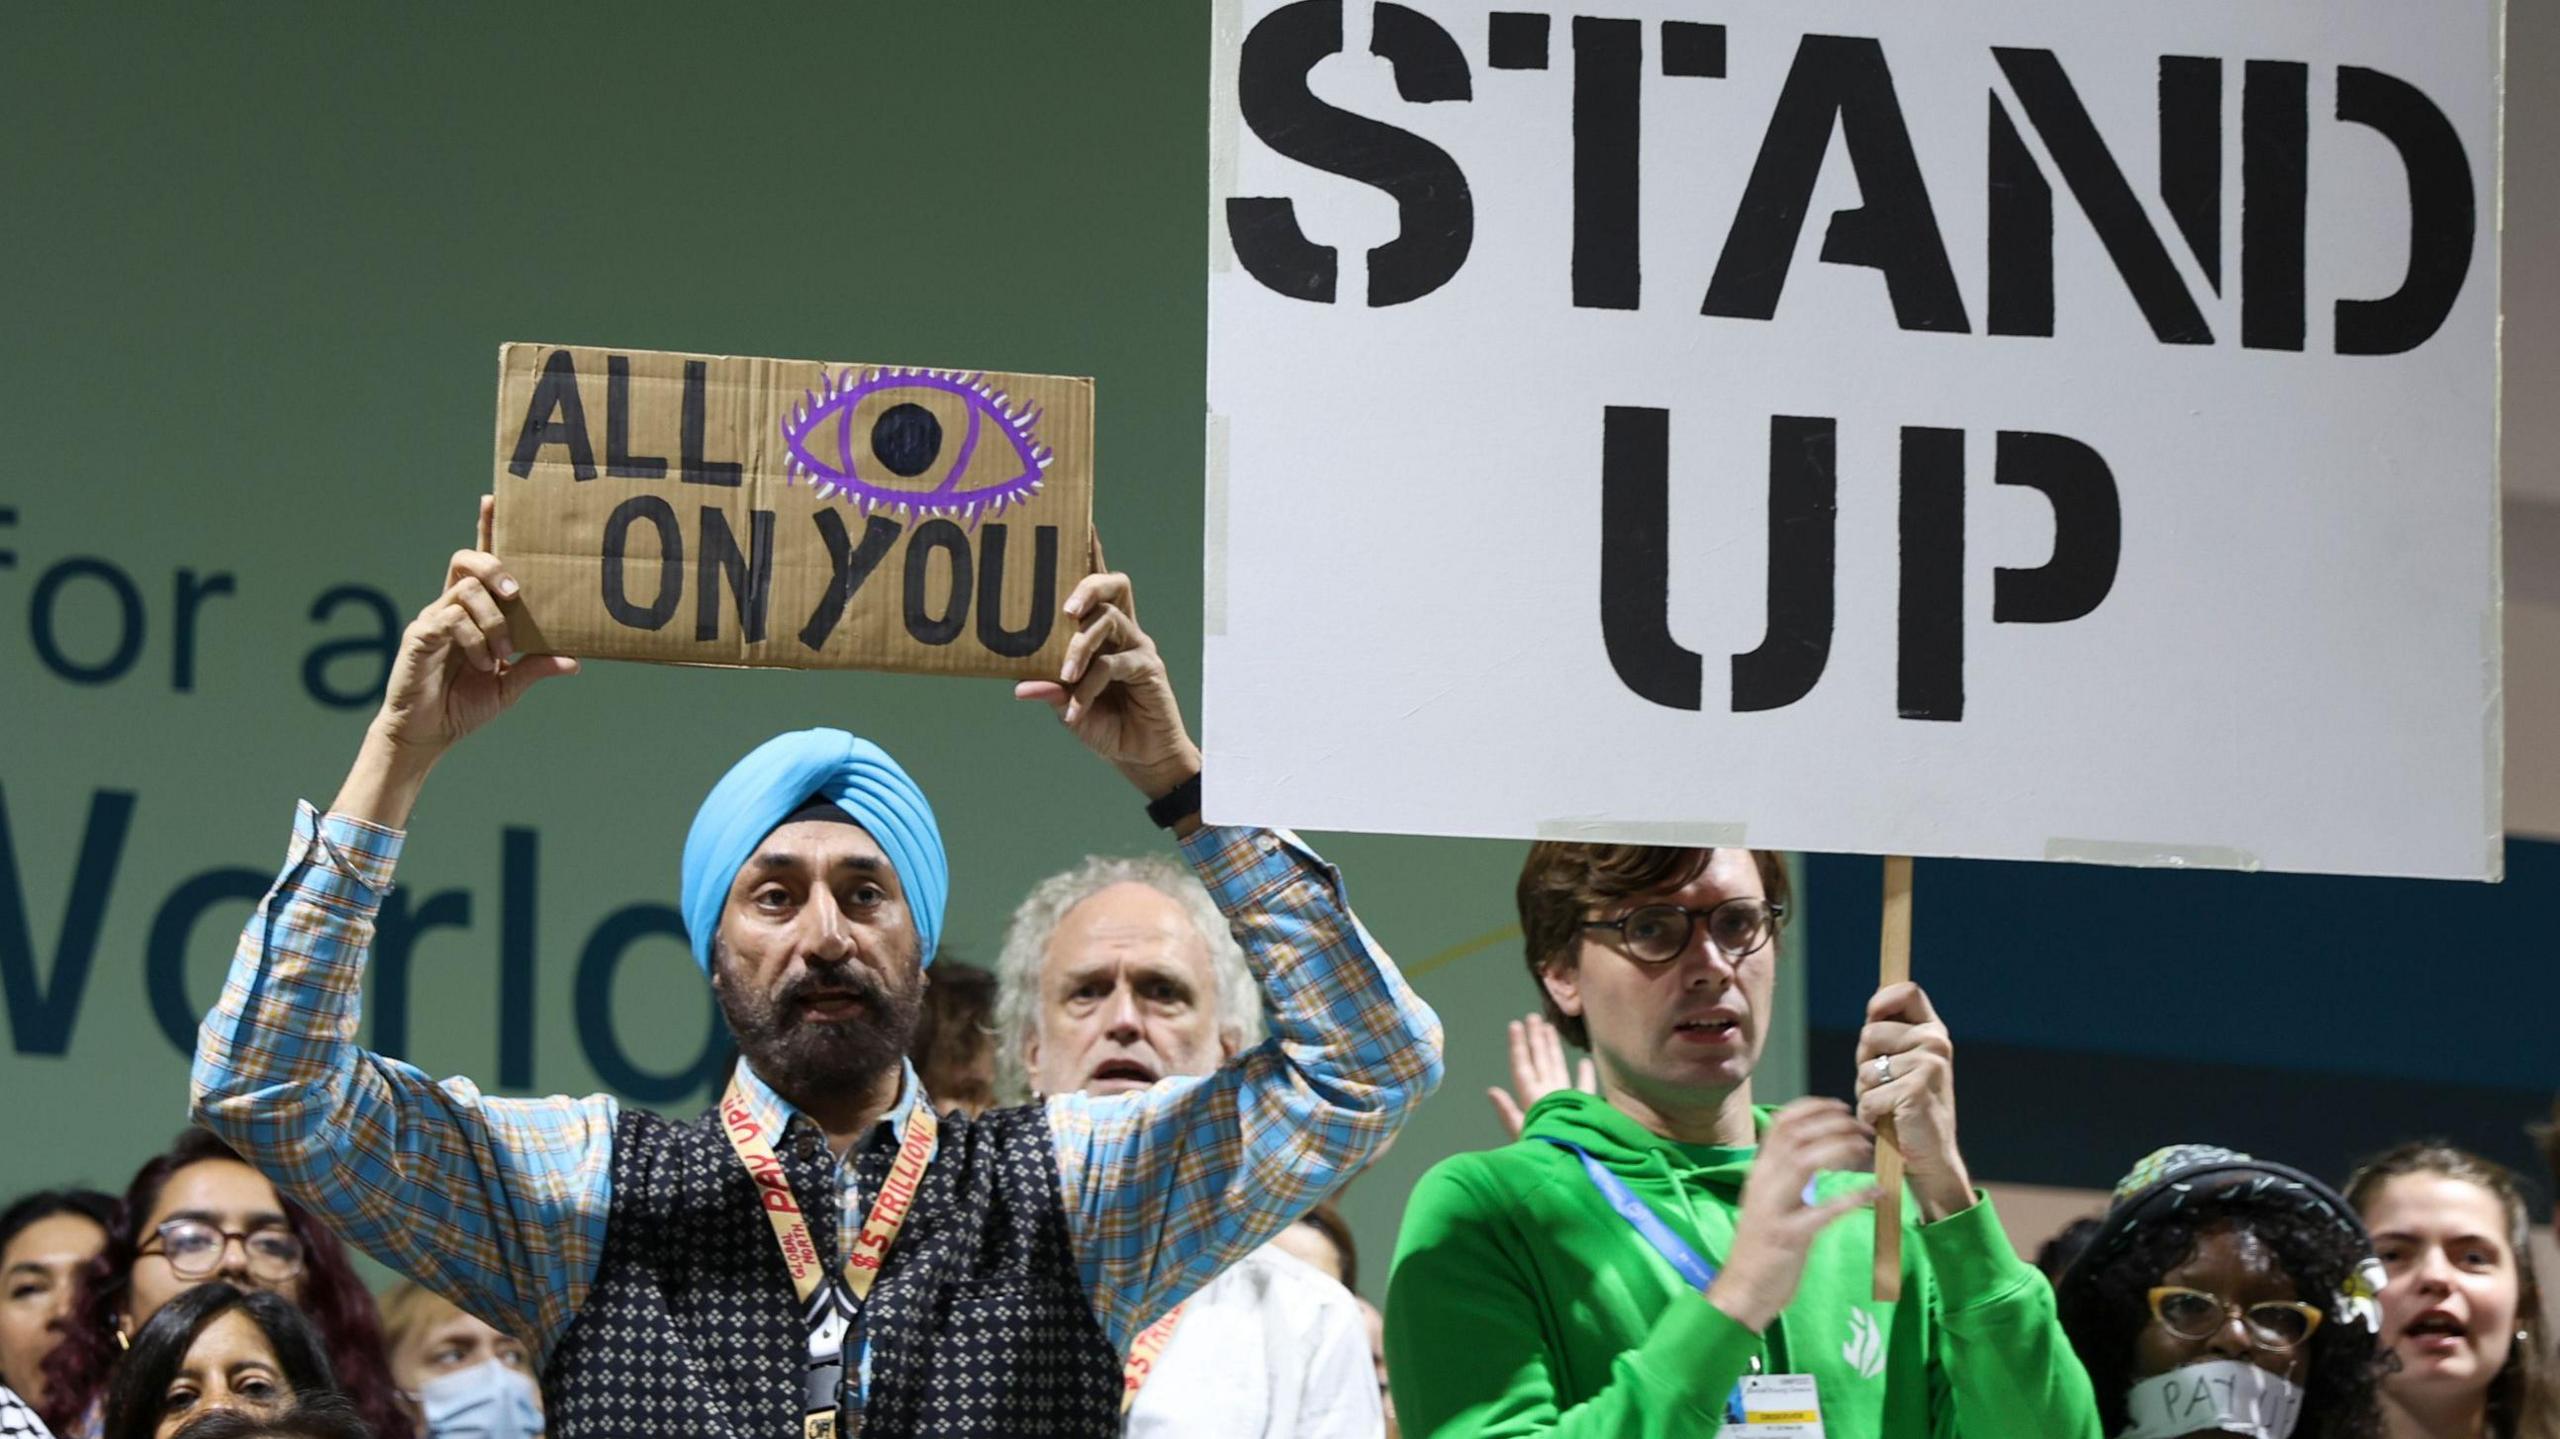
1385 1091 2100 1438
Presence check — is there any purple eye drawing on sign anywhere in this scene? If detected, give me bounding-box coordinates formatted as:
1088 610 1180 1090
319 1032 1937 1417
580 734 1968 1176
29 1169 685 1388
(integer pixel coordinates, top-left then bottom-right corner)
781 367 1055 524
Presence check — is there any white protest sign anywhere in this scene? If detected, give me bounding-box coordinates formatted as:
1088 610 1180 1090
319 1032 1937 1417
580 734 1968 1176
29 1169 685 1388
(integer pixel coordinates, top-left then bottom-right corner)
1204 0 2502 879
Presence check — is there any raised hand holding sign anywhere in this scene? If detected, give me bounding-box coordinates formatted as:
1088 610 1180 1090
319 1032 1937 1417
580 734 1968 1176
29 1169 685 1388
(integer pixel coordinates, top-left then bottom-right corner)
333 496 579 829
1012 540 1204 818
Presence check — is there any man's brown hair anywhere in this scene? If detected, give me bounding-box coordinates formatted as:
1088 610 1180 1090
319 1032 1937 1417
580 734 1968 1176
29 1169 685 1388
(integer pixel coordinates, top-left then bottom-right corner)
909 959 997 1079
1290 1200 1360 1294
1516 844 1791 1050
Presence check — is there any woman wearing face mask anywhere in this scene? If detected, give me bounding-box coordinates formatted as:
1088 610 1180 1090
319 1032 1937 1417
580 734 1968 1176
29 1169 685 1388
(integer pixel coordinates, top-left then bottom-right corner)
38 1133 409 1439
98 1284 337 1439
377 1285 538 1439
2057 1145 2387 1439
3 1189 116 1427
2344 1143 2559 1439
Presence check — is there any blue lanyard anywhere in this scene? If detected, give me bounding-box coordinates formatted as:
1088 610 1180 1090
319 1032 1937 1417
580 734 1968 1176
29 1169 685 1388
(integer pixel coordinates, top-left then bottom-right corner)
1540 1139 1753 1423
1540 1139 1722 1289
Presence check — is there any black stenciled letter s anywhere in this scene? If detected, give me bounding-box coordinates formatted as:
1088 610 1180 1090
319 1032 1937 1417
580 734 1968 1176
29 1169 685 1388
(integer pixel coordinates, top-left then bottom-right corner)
1228 1 1475 306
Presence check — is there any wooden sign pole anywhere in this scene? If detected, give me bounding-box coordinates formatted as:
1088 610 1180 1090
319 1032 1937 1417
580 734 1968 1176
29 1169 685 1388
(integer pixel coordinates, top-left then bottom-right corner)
1874 855 1913 1303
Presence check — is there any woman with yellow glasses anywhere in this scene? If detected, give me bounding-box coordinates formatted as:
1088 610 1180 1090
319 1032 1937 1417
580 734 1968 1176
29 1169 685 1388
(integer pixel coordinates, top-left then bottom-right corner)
2056 1146 2389 1439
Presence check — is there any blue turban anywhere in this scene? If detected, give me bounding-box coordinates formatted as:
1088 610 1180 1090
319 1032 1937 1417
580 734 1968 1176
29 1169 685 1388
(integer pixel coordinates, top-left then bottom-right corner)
680 728 948 974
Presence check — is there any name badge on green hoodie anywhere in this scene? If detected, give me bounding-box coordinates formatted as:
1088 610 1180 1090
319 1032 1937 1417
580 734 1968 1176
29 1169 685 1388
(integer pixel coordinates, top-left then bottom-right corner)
1735 1373 1825 1438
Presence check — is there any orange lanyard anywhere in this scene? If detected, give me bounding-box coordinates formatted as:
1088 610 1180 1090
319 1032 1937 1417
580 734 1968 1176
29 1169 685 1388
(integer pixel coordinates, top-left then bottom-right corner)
722 1076 939 1439
1119 1303 1189 1414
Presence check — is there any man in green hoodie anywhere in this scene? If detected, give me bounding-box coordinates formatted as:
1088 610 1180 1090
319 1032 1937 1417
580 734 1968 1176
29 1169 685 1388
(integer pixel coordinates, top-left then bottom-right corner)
1385 844 2100 1438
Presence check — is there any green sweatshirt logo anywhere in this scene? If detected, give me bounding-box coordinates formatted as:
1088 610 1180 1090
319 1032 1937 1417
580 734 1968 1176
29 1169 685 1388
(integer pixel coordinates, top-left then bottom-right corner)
1844 1306 1888 1379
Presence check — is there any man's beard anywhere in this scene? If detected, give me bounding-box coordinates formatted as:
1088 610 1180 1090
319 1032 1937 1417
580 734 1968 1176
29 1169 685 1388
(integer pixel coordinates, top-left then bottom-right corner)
713 947 925 1104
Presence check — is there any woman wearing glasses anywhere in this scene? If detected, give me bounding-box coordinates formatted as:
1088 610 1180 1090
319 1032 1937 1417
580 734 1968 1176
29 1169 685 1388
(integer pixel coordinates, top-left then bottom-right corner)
1388 843 2099 1439
2056 1145 2386 1439
36 1132 409 1439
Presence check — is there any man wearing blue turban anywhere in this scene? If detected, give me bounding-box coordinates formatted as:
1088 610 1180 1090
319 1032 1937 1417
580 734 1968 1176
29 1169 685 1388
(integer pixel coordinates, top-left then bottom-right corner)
191 503 1445 1438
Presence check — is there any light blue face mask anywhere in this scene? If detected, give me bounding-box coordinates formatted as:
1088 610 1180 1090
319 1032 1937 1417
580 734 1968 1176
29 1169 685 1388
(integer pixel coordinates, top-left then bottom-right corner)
414 1358 544 1439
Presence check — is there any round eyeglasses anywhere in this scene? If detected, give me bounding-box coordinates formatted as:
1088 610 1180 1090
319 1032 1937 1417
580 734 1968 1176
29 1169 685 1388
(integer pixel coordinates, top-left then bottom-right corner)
140 1218 306 1284
1580 897 1785 965
2146 1286 2324 1351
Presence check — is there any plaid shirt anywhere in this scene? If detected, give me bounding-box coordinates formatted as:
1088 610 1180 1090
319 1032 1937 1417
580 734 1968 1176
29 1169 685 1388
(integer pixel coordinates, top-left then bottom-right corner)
193 804 1442 1360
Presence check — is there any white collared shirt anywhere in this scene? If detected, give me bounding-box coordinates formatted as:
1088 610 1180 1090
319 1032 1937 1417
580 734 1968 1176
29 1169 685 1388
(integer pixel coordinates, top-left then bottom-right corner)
1123 1243 1383 1439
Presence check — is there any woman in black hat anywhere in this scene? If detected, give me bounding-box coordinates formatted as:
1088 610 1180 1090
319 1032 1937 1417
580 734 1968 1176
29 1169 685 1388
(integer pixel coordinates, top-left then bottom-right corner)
2057 1145 2388 1439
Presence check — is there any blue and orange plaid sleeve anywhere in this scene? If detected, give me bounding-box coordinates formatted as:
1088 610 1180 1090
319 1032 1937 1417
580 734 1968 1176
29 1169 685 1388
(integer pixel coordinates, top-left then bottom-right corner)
190 803 617 1359
1048 824 1444 1352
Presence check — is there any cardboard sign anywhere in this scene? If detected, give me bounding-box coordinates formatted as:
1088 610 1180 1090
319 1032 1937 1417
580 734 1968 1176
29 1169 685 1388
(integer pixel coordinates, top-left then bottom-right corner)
491 343 1093 679
1204 2 2502 879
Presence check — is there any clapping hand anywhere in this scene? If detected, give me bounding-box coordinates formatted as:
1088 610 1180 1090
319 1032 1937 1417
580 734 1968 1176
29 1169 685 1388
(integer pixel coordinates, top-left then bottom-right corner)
1487 1013 1598 1141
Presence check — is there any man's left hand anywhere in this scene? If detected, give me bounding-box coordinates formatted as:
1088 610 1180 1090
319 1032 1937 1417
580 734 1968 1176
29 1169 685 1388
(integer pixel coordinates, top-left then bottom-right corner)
1853 982 1976 1223
1013 550 1201 814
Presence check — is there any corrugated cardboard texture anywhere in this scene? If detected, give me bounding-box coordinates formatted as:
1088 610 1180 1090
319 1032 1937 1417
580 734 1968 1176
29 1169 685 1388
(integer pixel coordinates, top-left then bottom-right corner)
490 342 1093 679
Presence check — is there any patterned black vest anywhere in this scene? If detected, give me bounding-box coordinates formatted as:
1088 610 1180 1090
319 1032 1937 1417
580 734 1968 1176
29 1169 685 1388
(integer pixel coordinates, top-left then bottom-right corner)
541 1101 1120 1438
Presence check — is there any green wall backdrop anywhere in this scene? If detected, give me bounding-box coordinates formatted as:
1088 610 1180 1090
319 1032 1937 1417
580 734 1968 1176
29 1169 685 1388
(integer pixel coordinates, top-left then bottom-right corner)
0 4 1807 1298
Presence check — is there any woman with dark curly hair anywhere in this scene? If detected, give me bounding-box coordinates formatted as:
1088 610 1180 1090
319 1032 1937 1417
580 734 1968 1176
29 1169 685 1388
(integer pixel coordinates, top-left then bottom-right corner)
37 1133 409 1439
2058 1145 2388 1439
99 1284 336 1439
2344 1142 2559 1439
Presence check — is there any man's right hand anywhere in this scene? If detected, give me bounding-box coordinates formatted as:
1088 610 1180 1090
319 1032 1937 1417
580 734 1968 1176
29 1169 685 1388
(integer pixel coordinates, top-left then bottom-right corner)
331 496 577 827
1703 1098 1877 1333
